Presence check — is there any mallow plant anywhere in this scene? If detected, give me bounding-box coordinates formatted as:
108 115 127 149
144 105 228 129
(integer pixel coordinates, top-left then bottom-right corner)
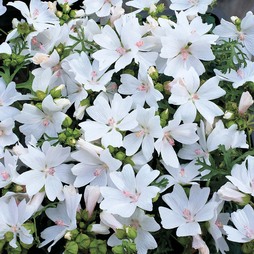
0 0 254 253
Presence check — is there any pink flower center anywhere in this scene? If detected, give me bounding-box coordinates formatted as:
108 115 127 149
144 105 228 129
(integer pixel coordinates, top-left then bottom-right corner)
238 32 245 41
136 129 145 138
215 220 223 228
116 47 126 55
192 93 199 100
183 208 193 222
237 69 244 78
33 8 40 17
47 167 55 176
137 83 149 92
164 132 175 146
11 225 19 233
180 168 185 177
131 219 141 229
107 117 116 127
0 171 10 181
195 149 203 155
136 40 144 47
43 119 50 127
123 190 140 203
181 48 190 61
0 129 4 136
93 168 103 176
55 220 65 226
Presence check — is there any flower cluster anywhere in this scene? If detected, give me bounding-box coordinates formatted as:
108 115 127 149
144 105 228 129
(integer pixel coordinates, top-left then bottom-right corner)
0 0 254 253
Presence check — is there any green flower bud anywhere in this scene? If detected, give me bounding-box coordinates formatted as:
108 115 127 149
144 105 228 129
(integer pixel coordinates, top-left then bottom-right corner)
75 233 90 250
154 82 164 92
50 84 65 98
160 109 169 121
62 116 73 128
238 194 251 206
72 128 81 139
126 226 137 240
13 184 25 193
128 242 137 252
160 119 167 128
3 58 11 67
98 242 107 254
242 240 254 254
70 10 76 18
81 209 89 222
56 43 65 55
115 229 127 240
66 137 76 147
115 151 126 161
148 66 159 80
36 90 47 101
0 53 9 60
80 98 90 107
156 3 165 13
64 241 78 254
35 103 43 110
62 14 70 21
58 132 67 142
16 55 25 64
112 245 124 254
10 59 18 67
17 22 30 35
62 3 71 13
79 221 86 229
108 145 115 153
60 19 65 26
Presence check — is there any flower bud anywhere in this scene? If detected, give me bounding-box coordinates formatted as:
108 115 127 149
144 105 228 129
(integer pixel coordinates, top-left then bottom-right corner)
126 226 137 240
75 234 90 250
238 91 254 115
62 3 71 13
84 185 100 218
50 84 65 98
62 116 73 128
155 82 164 92
148 66 159 80
64 241 79 254
58 132 67 142
223 110 234 120
115 151 126 161
115 228 127 240
36 90 46 101
112 245 124 254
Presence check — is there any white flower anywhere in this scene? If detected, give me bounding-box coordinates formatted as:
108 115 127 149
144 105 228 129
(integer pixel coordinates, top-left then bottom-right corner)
7 0 58 32
154 115 199 167
213 11 254 56
192 235 210 254
160 12 218 77
0 197 35 248
16 95 69 141
123 107 163 160
215 60 254 88
14 141 74 201
84 185 101 218
224 205 254 243
0 42 11 54
0 150 18 188
71 145 121 187
80 93 137 148
170 0 213 16
92 16 158 71
168 68 225 124
159 184 216 236
119 66 163 110
100 164 160 217
65 52 114 92
83 0 122 17
162 160 203 186
0 78 27 120
40 185 81 252
225 156 254 197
